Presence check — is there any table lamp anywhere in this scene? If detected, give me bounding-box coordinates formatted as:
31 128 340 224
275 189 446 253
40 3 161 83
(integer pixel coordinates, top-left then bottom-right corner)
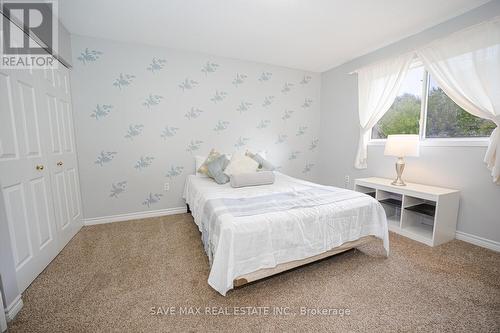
384 134 420 186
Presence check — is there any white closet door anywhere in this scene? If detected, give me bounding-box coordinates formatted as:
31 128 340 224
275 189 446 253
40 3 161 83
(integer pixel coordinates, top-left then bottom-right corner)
44 65 82 249
0 63 60 292
0 23 82 292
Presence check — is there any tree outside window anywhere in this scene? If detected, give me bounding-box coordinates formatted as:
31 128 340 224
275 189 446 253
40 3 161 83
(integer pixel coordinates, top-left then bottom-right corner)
372 65 495 140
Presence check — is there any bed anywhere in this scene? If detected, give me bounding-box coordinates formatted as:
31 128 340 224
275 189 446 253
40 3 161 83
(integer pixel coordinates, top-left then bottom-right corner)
183 172 389 296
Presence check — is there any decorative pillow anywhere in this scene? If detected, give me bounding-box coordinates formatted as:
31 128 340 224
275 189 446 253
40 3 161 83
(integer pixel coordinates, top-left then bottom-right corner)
195 155 209 177
245 150 266 159
230 171 275 188
224 154 259 176
197 149 220 176
246 151 275 171
206 155 230 184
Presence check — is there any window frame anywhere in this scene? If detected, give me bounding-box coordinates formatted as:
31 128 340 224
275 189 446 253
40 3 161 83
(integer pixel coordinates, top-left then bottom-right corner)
369 65 490 147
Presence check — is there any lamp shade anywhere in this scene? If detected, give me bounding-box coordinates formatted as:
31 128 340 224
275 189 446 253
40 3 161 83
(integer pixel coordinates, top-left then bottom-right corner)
384 134 420 157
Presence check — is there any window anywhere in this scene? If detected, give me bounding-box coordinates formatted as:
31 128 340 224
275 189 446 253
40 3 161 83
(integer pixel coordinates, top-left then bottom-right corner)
371 64 496 141
425 76 496 138
372 66 423 139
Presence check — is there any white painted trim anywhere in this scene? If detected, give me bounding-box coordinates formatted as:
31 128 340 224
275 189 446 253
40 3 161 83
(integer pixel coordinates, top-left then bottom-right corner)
368 138 489 147
5 294 23 322
0 289 6 332
83 206 187 226
456 231 500 252
420 138 489 147
367 139 387 146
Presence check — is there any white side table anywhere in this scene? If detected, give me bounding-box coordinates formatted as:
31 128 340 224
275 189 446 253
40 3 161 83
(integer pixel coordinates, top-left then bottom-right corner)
355 177 460 246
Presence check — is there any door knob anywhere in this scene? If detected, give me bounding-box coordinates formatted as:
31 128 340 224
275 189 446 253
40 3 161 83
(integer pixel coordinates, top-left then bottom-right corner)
57 161 63 166
36 165 44 171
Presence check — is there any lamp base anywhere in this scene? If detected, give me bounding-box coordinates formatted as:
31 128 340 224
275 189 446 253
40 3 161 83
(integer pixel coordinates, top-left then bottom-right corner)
391 157 407 186
391 178 406 186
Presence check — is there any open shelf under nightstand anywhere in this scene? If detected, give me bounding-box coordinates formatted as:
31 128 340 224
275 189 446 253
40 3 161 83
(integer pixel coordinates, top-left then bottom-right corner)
355 177 460 247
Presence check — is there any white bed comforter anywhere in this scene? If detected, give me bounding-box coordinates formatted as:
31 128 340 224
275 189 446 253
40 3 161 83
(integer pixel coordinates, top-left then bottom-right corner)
183 172 388 296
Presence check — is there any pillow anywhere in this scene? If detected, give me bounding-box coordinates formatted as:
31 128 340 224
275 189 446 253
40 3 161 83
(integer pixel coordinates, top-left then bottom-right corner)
230 171 275 188
246 151 275 171
224 154 259 176
195 155 208 177
206 155 230 184
246 150 266 159
197 149 220 176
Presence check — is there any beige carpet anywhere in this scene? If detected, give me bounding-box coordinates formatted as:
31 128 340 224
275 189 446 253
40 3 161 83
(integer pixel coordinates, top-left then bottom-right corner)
8 213 500 332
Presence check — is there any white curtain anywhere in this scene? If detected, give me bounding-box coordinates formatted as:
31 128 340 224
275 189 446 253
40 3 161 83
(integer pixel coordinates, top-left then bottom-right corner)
417 18 500 184
354 53 414 169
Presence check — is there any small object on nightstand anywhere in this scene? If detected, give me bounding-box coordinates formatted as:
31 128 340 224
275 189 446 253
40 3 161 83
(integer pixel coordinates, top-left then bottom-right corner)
384 134 419 186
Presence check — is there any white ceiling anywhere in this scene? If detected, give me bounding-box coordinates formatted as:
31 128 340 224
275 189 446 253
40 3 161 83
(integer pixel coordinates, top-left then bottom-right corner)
59 0 490 72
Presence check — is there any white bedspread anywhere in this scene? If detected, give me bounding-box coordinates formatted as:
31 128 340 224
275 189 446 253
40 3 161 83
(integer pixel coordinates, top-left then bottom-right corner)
183 172 389 296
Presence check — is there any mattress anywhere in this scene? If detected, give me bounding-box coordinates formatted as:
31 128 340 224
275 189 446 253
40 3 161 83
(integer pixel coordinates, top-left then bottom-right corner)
183 172 389 295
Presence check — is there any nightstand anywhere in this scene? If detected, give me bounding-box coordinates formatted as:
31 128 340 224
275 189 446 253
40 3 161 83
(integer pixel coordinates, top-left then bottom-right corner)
355 177 460 247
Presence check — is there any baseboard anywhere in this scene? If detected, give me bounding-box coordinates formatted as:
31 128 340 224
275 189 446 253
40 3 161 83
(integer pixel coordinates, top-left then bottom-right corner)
5 295 23 322
455 231 500 252
85 208 499 251
83 206 187 226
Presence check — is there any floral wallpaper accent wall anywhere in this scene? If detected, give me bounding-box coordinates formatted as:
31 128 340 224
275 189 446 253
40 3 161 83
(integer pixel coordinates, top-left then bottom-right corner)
71 35 321 219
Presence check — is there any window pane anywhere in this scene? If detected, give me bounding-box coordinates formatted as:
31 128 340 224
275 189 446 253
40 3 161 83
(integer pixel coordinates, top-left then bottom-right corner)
371 66 423 139
425 76 495 138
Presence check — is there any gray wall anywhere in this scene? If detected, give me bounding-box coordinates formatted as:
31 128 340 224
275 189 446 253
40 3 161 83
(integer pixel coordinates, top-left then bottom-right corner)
71 35 321 219
319 1 500 244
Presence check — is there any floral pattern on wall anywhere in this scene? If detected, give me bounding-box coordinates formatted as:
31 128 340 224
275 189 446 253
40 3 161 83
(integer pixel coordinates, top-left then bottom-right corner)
90 104 113 120
71 35 321 218
77 48 103 64
113 73 135 89
147 58 166 73
109 181 127 198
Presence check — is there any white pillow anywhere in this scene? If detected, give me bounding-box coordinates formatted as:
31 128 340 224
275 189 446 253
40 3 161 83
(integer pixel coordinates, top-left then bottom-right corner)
230 171 275 188
246 150 266 159
195 155 209 177
256 151 267 159
224 154 259 176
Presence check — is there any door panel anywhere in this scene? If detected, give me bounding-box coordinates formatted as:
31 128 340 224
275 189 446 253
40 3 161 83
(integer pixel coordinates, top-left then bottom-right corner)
62 72 69 94
56 69 65 91
17 81 42 158
47 66 82 248
0 72 19 160
29 177 53 249
53 171 70 229
46 94 61 154
58 99 71 152
3 183 33 269
0 63 60 291
43 68 55 87
62 101 74 153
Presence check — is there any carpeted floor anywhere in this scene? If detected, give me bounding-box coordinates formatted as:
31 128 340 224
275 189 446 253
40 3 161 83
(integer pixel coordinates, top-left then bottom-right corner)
8 213 500 332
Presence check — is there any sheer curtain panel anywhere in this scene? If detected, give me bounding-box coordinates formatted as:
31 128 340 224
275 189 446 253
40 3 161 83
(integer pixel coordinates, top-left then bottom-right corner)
417 18 500 184
354 53 414 169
